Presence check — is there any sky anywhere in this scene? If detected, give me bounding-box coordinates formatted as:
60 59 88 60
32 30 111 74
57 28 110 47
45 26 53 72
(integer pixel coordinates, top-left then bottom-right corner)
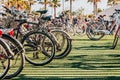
31 0 109 16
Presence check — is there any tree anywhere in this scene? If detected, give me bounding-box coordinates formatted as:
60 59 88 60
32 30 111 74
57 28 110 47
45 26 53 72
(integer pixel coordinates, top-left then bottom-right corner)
88 14 94 18
76 7 85 15
5 0 27 10
107 0 120 6
65 0 75 16
27 0 36 12
5 0 36 12
97 8 102 13
49 0 61 17
39 0 51 10
62 0 65 11
88 0 101 16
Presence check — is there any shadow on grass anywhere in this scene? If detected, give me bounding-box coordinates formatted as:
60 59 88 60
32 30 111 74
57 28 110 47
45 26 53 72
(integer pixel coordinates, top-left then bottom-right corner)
73 39 91 41
73 38 114 41
73 45 112 50
73 39 114 50
66 54 120 69
12 74 100 80
13 74 120 80
41 54 120 69
105 76 120 80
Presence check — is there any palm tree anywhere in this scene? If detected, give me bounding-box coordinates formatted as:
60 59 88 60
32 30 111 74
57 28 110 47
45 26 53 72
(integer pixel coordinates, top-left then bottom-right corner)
65 0 75 15
107 0 120 6
5 0 36 12
39 0 51 10
0 0 4 4
76 7 85 15
49 0 60 17
62 0 65 11
88 0 101 16
5 0 26 10
65 0 76 20
0 0 5 5
26 0 36 12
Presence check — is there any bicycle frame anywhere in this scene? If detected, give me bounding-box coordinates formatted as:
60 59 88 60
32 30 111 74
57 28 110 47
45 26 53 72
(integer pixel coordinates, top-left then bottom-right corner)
93 16 116 35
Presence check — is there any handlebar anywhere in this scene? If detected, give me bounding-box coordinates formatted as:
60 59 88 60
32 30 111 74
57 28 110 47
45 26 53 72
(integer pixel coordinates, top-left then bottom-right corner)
115 9 120 12
0 12 7 16
113 9 120 14
99 15 106 18
109 9 120 19
2 5 27 18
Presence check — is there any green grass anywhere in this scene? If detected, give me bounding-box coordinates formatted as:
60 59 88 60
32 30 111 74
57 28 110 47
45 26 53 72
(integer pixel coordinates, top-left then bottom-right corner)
9 35 120 80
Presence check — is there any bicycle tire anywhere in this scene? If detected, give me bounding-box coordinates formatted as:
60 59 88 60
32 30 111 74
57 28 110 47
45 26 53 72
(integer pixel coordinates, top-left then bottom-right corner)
0 38 11 80
86 23 105 40
1 34 25 79
21 31 55 66
51 30 72 59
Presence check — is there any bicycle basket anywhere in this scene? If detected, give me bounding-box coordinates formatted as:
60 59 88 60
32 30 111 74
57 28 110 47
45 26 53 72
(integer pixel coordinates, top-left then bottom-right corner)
0 16 18 28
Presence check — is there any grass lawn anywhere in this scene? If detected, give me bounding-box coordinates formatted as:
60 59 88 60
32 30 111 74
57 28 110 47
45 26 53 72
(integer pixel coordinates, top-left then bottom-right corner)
10 35 120 80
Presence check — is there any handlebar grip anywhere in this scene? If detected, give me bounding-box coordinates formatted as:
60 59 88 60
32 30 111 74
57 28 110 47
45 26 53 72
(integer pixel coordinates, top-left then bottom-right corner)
115 9 120 12
98 17 102 19
99 15 106 18
115 9 120 14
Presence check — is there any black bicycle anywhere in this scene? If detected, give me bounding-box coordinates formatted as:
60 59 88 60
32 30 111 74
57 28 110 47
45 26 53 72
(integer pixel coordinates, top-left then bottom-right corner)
2 6 56 66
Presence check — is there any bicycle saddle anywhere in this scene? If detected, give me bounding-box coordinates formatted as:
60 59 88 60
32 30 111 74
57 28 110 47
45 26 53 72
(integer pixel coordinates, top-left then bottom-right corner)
15 19 27 22
41 16 52 21
36 10 48 14
0 12 6 16
115 9 120 12
55 17 61 19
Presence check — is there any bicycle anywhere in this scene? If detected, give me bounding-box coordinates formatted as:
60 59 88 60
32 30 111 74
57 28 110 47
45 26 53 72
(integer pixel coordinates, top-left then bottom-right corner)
20 10 72 59
86 14 116 40
111 9 120 49
2 33 25 79
2 6 56 66
0 29 15 80
86 9 120 48
0 25 25 79
34 10 72 59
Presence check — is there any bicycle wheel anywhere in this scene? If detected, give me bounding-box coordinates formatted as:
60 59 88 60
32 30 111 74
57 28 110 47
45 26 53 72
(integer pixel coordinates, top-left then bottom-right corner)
64 23 74 34
86 22 105 40
1 34 25 79
21 31 55 66
0 38 11 80
75 24 86 36
51 30 72 59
